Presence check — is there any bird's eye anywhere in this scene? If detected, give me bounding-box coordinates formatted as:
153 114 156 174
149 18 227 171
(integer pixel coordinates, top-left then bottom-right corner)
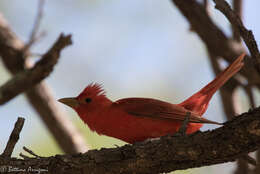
85 98 92 103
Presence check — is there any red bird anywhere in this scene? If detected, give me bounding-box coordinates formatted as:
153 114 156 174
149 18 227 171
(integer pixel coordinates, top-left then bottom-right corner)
59 54 245 144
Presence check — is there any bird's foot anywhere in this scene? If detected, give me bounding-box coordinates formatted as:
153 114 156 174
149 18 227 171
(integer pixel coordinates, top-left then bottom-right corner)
173 112 191 137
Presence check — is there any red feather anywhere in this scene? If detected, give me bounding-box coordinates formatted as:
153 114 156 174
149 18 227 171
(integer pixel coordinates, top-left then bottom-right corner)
59 54 245 144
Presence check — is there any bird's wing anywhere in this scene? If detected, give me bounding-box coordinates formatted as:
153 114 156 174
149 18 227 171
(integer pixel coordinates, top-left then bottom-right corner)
113 98 222 125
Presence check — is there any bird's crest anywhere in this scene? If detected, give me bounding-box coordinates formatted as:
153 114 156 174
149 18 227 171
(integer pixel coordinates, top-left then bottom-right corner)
81 83 106 97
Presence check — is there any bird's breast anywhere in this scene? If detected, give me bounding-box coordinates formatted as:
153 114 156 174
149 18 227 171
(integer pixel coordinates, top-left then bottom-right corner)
84 108 202 143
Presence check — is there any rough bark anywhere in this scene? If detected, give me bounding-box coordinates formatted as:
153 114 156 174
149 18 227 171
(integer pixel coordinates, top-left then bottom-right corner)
1 108 260 174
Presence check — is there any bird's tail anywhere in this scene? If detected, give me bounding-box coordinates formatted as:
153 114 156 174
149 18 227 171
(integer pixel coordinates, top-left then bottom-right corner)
179 53 245 115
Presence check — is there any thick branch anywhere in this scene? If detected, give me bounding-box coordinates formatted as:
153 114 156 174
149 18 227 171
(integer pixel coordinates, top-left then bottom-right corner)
0 33 71 105
213 0 260 73
232 0 243 41
1 108 260 174
1 117 25 157
0 14 89 154
170 0 260 86
26 84 89 153
171 1 259 172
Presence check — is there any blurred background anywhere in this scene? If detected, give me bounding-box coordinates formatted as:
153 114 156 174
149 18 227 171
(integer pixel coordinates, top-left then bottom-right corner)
0 0 259 173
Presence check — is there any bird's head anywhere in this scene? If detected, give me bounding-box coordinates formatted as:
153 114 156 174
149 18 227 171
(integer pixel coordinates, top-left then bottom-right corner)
58 83 112 118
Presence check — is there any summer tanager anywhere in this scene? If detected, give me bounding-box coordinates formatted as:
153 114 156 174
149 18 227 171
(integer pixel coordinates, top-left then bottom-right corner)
59 54 245 144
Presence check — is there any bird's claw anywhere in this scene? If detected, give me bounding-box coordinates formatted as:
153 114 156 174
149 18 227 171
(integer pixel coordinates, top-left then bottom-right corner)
174 112 191 137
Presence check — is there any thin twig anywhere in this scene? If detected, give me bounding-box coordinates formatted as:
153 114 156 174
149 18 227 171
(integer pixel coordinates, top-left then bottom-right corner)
0 13 89 154
1 117 25 157
207 52 252 172
19 153 30 159
207 53 239 118
170 0 260 91
23 146 41 158
24 0 45 52
213 0 260 73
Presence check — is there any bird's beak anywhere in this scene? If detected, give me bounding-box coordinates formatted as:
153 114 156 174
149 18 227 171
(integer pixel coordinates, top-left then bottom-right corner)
58 97 79 108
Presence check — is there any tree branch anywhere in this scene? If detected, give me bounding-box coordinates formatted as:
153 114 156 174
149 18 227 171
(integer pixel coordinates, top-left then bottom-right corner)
24 0 46 52
1 117 25 157
232 0 243 41
171 1 260 172
213 0 260 73
1 108 260 174
170 0 260 86
208 53 252 172
0 13 89 154
0 33 71 105
26 84 90 153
